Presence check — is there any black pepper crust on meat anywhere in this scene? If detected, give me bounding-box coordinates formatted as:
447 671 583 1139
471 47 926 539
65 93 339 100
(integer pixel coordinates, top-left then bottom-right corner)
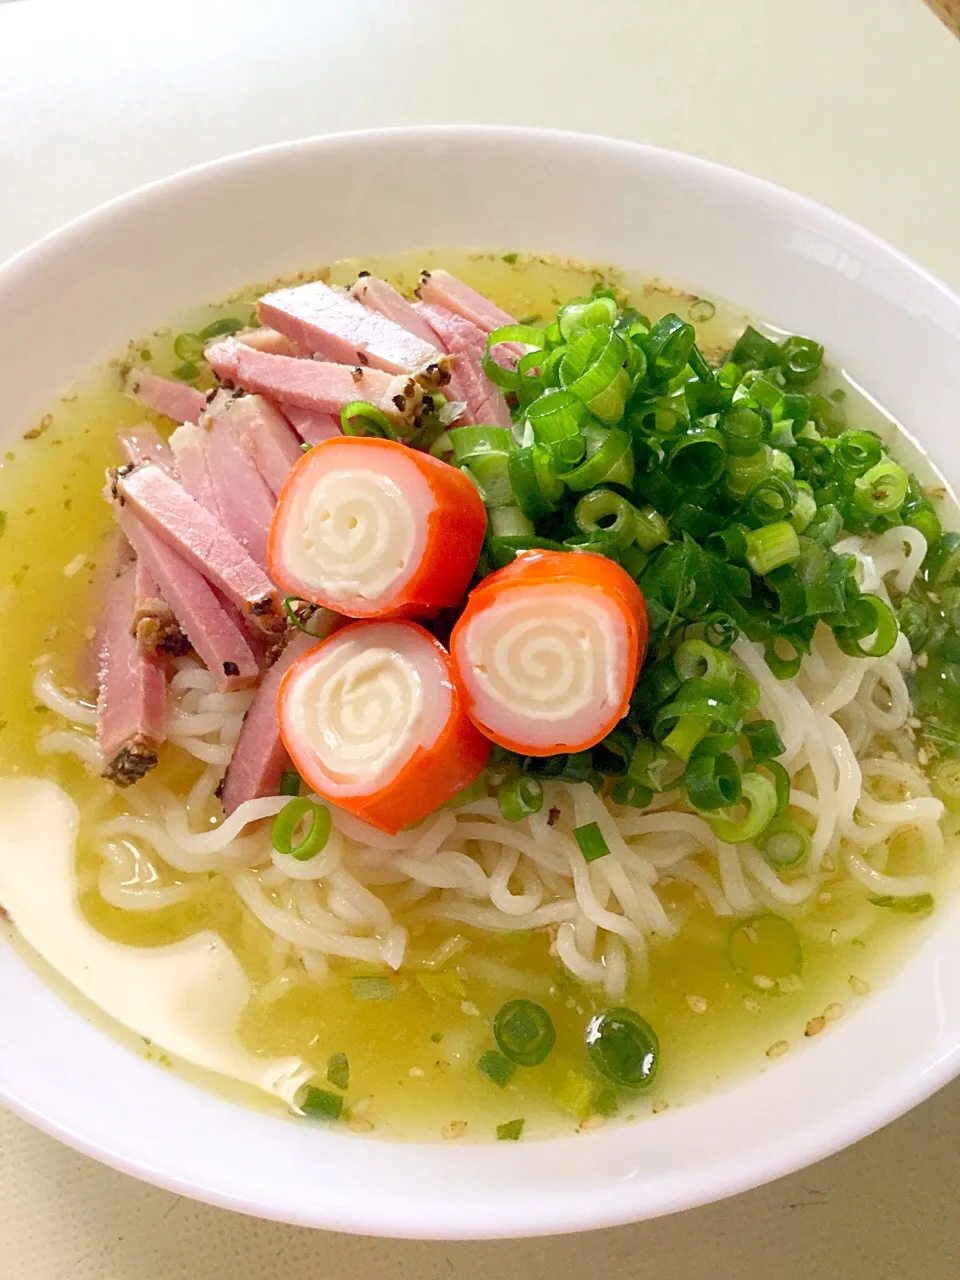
105 740 160 787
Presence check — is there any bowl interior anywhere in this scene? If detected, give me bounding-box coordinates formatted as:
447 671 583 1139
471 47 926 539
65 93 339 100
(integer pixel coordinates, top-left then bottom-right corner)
2 126 960 1239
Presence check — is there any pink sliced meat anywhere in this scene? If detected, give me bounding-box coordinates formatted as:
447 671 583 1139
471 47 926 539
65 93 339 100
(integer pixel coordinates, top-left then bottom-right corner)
133 558 189 658
125 369 205 424
215 394 301 499
113 462 282 633
205 339 427 430
168 423 221 515
280 403 342 445
116 508 260 693
221 630 327 814
201 411 276 568
96 563 167 786
416 303 512 430
417 269 517 334
117 424 177 473
76 535 134 695
349 275 442 348
233 326 299 357
257 279 449 386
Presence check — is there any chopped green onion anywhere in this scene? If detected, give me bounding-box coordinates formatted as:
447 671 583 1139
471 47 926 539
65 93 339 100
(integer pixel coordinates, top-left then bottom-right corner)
282 596 333 638
644 313 695 381
674 638 737 686
494 999 556 1066
560 329 630 423
633 505 670 552
742 719 785 759
525 389 587 466
352 977 395 1001
508 444 563 519
573 821 610 862
173 332 206 363
868 893 935 915
573 488 639 550
478 1049 517 1087
563 426 634 491
709 770 778 843
689 298 716 324
586 1007 659 1088
731 325 783 370
927 532 960 587
489 506 535 538
835 430 883 475
498 776 544 822
271 797 332 861
703 612 740 650
496 1118 525 1141
341 400 397 439
199 316 245 340
299 1086 344 1121
173 361 201 383
779 335 823 386
728 913 803 982
279 770 301 797
833 594 898 658
854 459 908 515
720 405 769 456
609 778 654 808
684 750 742 811
747 474 796 524
482 324 547 390
558 294 618 342
666 429 727 489
744 521 800 575
326 1052 350 1090
755 813 811 869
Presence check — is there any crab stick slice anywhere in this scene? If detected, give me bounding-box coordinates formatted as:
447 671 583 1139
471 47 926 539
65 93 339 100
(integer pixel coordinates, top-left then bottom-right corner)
268 436 487 619
450 550 649 756
278 621 490 833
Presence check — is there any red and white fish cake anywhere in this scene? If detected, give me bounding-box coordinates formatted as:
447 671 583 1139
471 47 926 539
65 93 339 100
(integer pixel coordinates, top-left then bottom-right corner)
267 436 487 620
278 620 490 833
450 550 649 756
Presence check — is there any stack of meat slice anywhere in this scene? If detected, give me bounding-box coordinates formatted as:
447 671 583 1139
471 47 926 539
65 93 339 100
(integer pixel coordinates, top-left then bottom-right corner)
92 271 522 812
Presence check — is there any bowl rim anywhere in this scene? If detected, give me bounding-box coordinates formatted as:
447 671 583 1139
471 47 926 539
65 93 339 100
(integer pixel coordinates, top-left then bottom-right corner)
2 123 960 1239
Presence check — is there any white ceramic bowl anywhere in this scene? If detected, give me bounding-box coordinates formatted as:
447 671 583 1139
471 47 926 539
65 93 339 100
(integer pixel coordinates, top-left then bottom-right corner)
2 127 960 1240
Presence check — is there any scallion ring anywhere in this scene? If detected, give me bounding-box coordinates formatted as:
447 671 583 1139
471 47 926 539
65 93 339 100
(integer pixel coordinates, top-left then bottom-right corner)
272 797 332 862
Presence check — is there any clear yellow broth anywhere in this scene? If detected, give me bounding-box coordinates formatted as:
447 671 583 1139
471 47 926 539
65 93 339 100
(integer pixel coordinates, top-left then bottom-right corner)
0 248 955 1142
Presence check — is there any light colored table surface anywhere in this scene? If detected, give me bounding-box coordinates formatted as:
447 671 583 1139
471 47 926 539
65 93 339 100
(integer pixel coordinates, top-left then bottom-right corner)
2 1 959 1275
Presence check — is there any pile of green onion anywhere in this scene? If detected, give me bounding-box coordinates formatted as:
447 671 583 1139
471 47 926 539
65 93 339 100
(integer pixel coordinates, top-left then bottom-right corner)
436 289 953 859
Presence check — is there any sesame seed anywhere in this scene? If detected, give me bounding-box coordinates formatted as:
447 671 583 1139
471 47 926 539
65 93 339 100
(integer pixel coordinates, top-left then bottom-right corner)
350 1095 373 1117
31 653 52 667
743 997 762 1013
44 625 60 641
849 975 870 997
460 1001 480 1017
579 1114 606 1132
805 1016 827 1037
916 652 929 669
766 1041 790 1059
442 1121 468 1140
651 1100 670 1114
817 891 832 905
753 974 776 990
824 1003 844 1021
685 994 708 1014
83 626 96 641
408 1067 424 1078
348 1118 374 1133
63 552 87 578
